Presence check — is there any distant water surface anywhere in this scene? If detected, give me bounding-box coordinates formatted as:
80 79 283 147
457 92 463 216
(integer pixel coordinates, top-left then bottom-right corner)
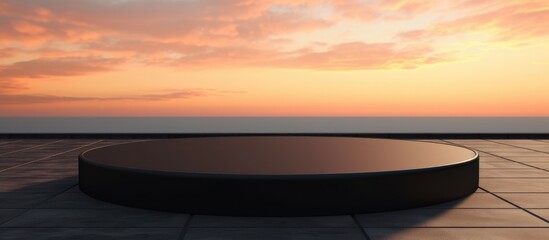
0 117 548 133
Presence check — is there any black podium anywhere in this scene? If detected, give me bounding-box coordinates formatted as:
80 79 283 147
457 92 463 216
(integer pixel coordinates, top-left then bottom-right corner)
79 137 478 216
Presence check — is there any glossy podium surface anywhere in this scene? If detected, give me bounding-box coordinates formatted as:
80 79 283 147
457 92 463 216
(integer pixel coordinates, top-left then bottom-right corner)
79 137 479 216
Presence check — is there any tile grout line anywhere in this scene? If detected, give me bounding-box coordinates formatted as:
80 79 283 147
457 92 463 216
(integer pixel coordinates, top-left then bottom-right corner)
1 139 546 236
0 140 21 147
485 139 549 151
177 214 194 240
351 214 372 240
0 140 103 174
478 186 549 224
0 182 80 226
441 140 549 224
481 152 549 173
0 140 63 157
485 139 549 157
441 140 549 173
0 140 105 226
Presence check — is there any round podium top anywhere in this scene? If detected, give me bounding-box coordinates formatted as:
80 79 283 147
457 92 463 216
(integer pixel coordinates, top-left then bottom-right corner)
81 137 477 175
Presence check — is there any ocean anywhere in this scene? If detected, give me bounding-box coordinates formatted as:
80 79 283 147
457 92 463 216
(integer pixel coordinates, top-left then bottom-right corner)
0 117 548 133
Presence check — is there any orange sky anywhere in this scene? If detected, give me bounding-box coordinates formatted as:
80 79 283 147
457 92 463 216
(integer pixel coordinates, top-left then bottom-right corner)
0 0 548 116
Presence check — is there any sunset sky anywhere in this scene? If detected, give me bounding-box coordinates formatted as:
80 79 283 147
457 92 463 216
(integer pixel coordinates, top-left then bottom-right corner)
0 0 548 116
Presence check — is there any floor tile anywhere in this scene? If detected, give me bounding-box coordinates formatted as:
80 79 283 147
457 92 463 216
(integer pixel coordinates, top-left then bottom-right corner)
524 144 549 149
476 148 535 153
0 157 41 165
480 178 549 192
66 185 86 193
497 193 549 208
478 152 492 157
492 152 549 157
0 228 182 240
2 208 189 227
0 177 77 193
477 156 510 162
185 228 366 240
18 161 78 168
0 168 77 178
0 142 57 156
445 140 495 144
524 162 549 170
0 193 53 208
528 209 549 222
425 193 514 209
504 156 549 163
37 191 124 209
0 162 20 170
365 228 549 240
489 140 548 145
479 161 530 168
0 209 26 225
461 143 483 147
356 209 547 227
0 138 548 239
479 169 549 178
412 140 447 144
191 215 356 228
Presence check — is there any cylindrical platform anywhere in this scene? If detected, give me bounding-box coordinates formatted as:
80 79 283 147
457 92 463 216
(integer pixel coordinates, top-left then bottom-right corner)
79 137 478 216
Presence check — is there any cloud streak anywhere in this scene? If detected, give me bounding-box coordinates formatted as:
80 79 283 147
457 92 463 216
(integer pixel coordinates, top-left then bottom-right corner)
0 0 547 116
0 89 238 104
398 0 549 43
0 0 458 73
0 57 123 80
0 0 547 80
0 57 124 93
276 42 451 70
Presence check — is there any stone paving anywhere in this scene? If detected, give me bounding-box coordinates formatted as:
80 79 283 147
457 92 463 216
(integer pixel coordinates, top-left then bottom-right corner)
0 138 547 239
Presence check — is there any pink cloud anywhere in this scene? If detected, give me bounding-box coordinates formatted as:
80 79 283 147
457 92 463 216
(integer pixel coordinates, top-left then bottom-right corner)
0 89 241 104
381 0 435 14
0 0 328 43
332 0 438 21
331 1 379 21
0 80 25 93
398 0 549 42
276 42 451 70
0 57 123 80
163 41 453 70
1 0 439 47
0 0 493 78
0 47 16 59
0 0 335 69
0 57 124 94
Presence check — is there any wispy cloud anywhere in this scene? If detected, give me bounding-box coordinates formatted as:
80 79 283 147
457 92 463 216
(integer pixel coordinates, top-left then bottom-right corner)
275 42 452 70
332 0 438 21
0 47 17 59
0 0 329 44
0 0 456 73
0 89 240 104
398 0 549 43
0 0 547 116
0 57 124 93
0 57 123 80
0 0 546 78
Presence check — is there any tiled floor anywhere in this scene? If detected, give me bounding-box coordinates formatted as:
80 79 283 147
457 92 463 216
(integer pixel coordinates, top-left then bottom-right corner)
0 138 548 239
